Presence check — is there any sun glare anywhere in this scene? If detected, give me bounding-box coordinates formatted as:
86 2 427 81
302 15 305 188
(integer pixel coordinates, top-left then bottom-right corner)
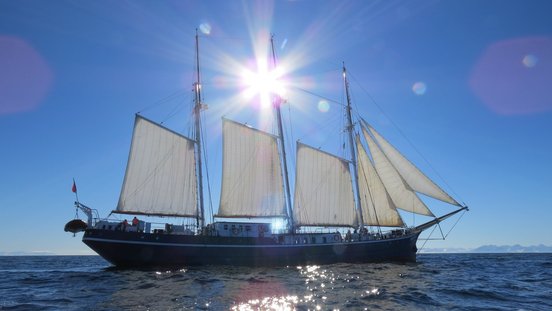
241 58 287 109
271 218 286 232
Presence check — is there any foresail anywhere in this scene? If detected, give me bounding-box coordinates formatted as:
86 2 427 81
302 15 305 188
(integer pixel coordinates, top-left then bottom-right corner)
116 115 198 217
363 120 460 206
293 143 357 227
362 127 434 217
218 119 287 218
356 136 405 227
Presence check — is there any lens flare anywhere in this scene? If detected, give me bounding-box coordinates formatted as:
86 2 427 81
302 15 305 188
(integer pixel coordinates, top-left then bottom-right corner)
280 38 288 50
522 54 538 68
412 82 427 95
0 36 53 115
470 36 552 115
199 23 211 35
317 100 330 112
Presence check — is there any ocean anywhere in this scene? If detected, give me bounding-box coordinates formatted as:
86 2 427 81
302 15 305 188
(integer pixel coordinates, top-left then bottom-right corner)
0 253 550 310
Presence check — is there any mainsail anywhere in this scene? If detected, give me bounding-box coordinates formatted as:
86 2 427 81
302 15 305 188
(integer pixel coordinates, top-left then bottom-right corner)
363 120 460 206
356 136 405 227
293 143 357 227
362 126 434 216
218 119 287 218
116 115 198 217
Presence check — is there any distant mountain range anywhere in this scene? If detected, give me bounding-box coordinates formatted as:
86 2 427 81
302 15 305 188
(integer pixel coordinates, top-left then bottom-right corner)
420 244 552 253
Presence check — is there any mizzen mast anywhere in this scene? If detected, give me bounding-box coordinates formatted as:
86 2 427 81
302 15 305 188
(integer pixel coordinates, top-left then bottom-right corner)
343 63 365 228
194 29 205 229
270 35 295 232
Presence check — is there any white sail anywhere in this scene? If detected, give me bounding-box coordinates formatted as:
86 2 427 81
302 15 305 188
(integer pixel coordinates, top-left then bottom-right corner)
218 119 287 218
362 127 434 217
116 115 198 217
356 136 405 227
364 120 460 206
293 143 357 227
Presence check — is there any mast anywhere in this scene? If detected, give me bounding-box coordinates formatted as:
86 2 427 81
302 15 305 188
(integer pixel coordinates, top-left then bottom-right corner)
194 29 205 229
343 63 364 228
270 35 295 233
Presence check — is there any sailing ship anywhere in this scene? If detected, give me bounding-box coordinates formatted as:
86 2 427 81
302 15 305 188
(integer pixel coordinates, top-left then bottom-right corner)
67 33 468 268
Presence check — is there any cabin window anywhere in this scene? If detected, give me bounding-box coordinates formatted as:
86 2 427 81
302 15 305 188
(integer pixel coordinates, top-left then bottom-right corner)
311 237 316 244
323 237 327 243
246 225 251 231
224 224 228 230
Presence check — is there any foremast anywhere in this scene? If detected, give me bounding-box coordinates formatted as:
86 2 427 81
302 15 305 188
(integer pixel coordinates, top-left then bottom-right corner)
194 29 205 229
342 64 365 229
270 35 295 233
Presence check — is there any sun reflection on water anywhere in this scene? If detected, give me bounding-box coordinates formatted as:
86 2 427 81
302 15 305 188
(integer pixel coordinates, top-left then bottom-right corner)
232 295 299 311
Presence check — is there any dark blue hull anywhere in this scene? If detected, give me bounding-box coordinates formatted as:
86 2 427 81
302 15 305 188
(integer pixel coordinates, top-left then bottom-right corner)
83 229 420 268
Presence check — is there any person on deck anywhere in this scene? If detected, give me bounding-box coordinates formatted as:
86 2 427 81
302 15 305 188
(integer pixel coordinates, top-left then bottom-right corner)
132 216 139 226
121 219 128 231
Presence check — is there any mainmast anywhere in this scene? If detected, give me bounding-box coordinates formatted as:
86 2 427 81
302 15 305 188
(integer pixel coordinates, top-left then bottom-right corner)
270 35 295 233
343 63 364 228
194 29 205 229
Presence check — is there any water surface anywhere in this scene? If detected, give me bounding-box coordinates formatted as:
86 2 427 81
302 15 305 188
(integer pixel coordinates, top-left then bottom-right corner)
1 253 550 310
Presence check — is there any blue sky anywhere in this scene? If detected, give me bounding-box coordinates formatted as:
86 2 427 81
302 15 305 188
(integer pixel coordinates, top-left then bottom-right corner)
1 0 551 255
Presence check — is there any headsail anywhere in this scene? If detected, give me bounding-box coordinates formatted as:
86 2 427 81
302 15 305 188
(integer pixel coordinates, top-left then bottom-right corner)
363 120 460 206
293 143 357 227
218 119 287 218
362 126 434 216
116 115 198 217
356 136 405 227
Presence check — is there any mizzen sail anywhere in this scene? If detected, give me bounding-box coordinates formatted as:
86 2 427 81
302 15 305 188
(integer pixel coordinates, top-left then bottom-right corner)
116 115 198 217
356 136 405 227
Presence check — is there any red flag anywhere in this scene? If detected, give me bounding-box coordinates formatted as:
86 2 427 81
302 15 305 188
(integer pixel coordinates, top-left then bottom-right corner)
72 179 77 193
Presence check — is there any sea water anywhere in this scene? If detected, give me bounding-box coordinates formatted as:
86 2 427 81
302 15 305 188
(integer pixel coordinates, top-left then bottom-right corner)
1 253 551 310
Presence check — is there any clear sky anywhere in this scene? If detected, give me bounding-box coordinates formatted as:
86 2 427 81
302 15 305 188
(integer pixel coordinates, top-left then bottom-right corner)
1 0 551 255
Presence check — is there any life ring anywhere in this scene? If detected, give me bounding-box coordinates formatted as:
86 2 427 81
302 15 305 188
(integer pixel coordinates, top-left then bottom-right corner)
232 227 239 235
334 234 340 241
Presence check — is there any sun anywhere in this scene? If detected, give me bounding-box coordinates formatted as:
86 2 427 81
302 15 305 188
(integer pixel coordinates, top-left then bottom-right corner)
241 58 287 109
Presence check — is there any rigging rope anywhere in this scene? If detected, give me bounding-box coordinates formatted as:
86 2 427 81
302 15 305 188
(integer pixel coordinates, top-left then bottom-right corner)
199 110 214 224
136 89 187 115
160 99 186 125
444 210 467 239
285 99 296 173
417 224 438 254
347 71 465 204
289 86 344 106
416 210 467 253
